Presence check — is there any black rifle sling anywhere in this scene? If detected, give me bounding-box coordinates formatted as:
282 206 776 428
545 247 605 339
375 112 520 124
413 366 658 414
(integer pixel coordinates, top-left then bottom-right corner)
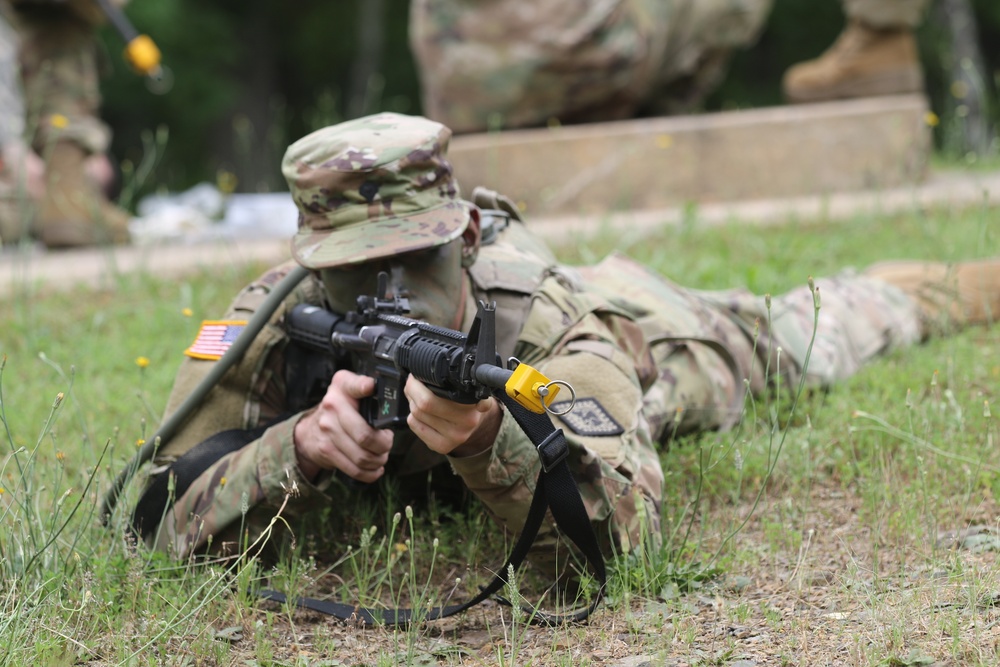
259 392 607 626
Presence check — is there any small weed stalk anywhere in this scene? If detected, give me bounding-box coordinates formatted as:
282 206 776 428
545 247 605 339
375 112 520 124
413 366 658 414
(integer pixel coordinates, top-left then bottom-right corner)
497 563 531 667
614 278 823 609
117 124 168 212
0 357 108 666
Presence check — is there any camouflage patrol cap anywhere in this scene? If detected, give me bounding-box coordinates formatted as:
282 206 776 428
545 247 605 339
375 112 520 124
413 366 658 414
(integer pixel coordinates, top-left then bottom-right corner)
283 112 471 269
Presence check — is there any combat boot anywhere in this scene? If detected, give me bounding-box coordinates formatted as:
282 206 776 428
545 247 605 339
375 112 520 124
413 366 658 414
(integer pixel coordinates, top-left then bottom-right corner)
782 20 923 104
865 259 1000 335
35 140 131 248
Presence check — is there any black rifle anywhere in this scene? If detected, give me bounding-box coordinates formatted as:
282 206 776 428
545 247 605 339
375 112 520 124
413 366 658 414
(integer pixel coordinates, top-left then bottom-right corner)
271 272 607 626
285 272 561 428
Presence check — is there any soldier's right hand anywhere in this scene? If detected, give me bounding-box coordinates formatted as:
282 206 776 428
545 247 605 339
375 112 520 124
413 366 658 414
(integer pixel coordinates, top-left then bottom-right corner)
293 370 394 483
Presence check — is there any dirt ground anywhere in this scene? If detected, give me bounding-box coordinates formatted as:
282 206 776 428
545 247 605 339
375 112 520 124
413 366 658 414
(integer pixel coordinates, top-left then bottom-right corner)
225 481 1000 667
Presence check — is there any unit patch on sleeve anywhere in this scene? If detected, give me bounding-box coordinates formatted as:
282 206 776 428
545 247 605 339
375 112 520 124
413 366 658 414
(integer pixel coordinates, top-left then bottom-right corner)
549 397 625 437
184 320 248 360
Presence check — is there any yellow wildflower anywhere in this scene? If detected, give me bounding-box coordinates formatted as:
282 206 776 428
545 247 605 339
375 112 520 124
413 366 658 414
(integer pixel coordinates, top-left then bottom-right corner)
136 438 145 448
136 356 150 369
182 307 193 317
219 477 227 488
394 542 408 554
50 114 68 128
217 170 238 195
56 451 65 461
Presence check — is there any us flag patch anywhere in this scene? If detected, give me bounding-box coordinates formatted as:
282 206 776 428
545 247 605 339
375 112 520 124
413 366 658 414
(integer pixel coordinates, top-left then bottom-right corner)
184 320 248 360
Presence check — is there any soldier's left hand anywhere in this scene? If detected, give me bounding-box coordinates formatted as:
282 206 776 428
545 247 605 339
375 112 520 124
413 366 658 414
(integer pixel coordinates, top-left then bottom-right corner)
404 375 502 457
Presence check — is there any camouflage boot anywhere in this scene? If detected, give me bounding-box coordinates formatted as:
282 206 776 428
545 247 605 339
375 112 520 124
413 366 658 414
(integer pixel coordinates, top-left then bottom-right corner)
35 140 131 248
865 259 1000 335
782 20 923 104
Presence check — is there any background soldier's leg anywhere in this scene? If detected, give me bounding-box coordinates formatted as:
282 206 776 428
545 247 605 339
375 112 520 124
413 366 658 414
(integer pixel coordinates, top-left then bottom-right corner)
17 9 130 247
843 0 931 29
782 0 929 103
648 0 773 114
409 0 673 133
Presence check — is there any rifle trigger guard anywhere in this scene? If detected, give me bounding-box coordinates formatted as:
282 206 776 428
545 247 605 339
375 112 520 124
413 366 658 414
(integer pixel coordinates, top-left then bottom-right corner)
542 381 576 416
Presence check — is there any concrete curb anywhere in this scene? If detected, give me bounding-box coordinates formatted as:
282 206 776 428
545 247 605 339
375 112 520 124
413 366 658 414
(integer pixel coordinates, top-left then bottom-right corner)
2 168 998 299
528 168 1000 240
1 237 291 298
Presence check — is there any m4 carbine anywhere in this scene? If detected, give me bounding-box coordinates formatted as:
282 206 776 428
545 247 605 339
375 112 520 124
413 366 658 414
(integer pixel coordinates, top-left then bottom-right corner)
285 272 572 429
275 274 605 626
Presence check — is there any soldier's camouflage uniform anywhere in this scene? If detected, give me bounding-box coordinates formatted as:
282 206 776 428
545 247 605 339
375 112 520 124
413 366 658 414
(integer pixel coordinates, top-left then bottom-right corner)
844 0 929 29
0 4 22 150
2 0 132 247
410 0 931 133
12 0 113 155
140 113 927 577
0 1 29 242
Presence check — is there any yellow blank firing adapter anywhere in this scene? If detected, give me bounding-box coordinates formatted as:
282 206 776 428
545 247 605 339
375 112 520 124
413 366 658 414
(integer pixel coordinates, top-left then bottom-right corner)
125 34 162 78
95 0 171 92
504 362 575 415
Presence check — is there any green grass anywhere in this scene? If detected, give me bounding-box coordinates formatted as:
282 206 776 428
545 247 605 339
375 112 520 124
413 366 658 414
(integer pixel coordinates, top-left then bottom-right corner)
1 200 998 665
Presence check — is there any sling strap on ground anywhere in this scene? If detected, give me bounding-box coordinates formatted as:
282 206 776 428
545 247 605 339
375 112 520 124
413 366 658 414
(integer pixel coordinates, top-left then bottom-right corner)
259 392 607 626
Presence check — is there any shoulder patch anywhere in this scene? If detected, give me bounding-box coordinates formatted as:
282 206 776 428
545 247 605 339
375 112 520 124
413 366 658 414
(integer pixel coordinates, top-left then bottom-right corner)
550 397 624 437
185 320 248 360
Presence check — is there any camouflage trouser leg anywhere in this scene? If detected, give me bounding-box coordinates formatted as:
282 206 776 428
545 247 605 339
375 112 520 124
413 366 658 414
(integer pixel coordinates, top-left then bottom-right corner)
409 0 772 132
578 253 765 441
16 11 110 154
588 258 922 439
657 0 773 84
0 11 24 145
695 269 922 400
745 270 923 388
409 0 674 132
842 0 931 29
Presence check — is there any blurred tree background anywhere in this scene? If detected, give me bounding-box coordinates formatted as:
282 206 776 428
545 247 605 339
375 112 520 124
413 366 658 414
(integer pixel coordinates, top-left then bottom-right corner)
95 0 1000 204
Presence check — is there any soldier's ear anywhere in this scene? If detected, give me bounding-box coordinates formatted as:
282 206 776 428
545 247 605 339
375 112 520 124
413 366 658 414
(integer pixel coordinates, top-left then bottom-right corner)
461 207 481 268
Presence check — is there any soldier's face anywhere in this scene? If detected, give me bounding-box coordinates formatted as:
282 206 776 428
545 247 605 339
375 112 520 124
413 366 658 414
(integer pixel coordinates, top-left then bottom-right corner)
321 237 467 328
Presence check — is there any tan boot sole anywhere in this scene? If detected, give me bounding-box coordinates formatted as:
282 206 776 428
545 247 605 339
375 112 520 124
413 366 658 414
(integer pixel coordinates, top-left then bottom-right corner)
866 259 1000 332
786 67 923 104
38 221 100 248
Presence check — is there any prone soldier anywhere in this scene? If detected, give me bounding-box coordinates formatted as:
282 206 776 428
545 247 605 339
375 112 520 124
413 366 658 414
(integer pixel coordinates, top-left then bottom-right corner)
132 112 1000 585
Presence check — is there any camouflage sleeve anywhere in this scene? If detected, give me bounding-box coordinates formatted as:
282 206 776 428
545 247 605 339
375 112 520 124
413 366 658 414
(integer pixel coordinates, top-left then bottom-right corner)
15 5 111 153
150 412 342 558
0 10 24 147
449 303 664 577
154 261 323 463
143 262 333 558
